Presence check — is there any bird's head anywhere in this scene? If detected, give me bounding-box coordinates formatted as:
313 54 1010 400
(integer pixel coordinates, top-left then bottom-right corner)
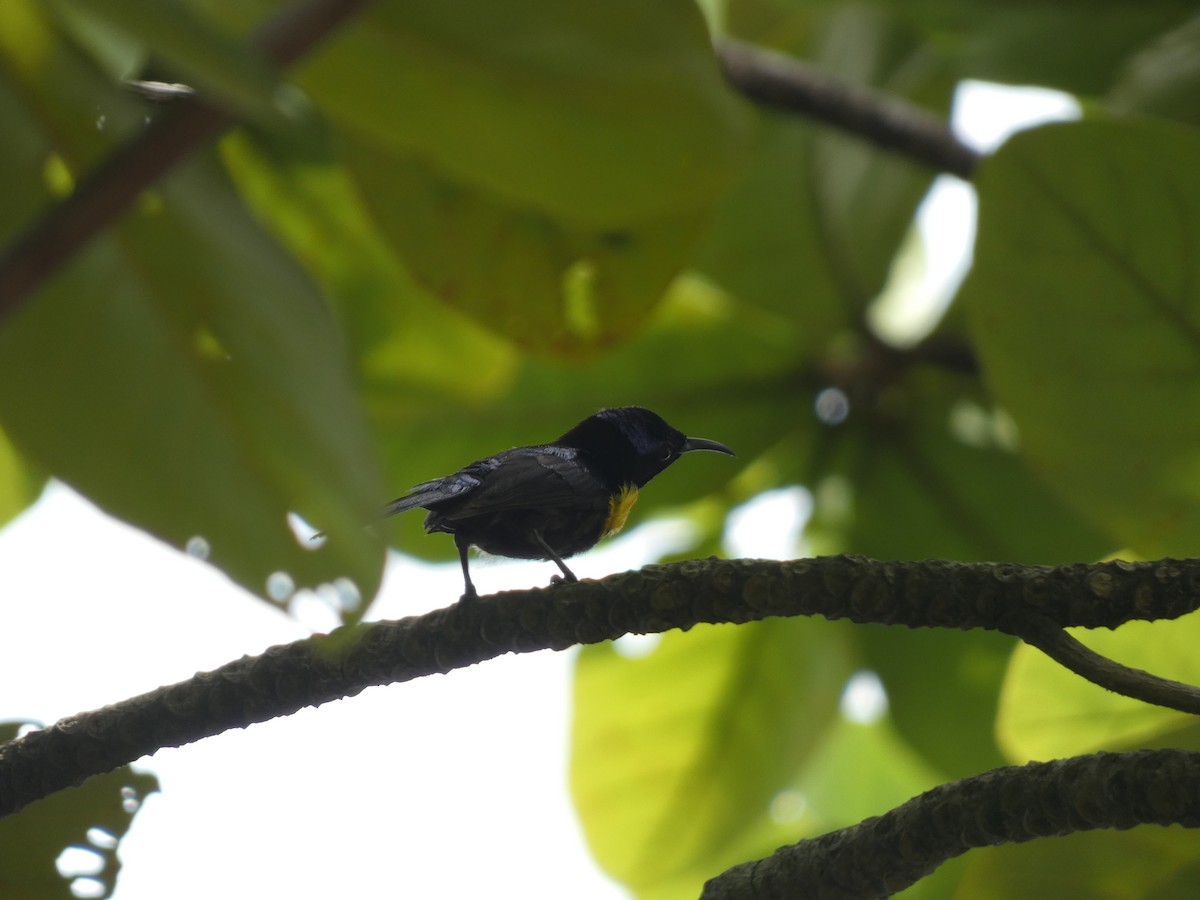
560 406 736 488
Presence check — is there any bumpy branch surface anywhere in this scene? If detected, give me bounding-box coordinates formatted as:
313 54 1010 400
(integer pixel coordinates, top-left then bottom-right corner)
701 749 1200 899
714 38 981 179
3 555 1200 820
0 0 371 320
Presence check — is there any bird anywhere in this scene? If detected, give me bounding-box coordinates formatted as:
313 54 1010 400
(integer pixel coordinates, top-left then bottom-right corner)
382 406 735 599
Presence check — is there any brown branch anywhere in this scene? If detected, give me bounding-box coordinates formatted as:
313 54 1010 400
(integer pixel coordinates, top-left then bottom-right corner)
714 37 980 180
702 749 1200 899
1019 618 1200 715
2 554 1200 820
0 0 372 324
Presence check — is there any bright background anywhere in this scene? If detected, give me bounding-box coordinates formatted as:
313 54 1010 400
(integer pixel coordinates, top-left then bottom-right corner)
0 83 1076 898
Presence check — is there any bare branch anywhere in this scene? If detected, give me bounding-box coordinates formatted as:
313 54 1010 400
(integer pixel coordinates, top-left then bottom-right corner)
1020 619 1200 715
702 749 1200 899
2 554 1200 820
715 37 980 179
0 0 371 323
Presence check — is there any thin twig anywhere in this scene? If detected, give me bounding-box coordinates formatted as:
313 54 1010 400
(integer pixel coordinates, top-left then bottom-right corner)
0 0 371 323
1020 619 1200 715
714 37 980 179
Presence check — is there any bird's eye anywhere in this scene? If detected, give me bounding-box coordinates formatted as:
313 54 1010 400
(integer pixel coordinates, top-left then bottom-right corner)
660 448 673 461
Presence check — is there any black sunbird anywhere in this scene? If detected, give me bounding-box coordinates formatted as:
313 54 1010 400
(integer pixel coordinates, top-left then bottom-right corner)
383 406 735 599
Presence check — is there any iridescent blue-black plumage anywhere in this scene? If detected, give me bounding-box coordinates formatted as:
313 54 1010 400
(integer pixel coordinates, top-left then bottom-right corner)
383 407 734 599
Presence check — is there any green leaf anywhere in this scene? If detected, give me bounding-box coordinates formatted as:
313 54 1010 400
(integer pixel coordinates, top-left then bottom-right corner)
696 6 951 347
809 368 1109 564
964 118 1200 558
726 0 1192 96
997 615 1200 760
301 0 747 225
948 3 1193 96
954 826 1200 900
338 137 708 353
0 151 386 606
571 618 854 892
859 627 1013 779
295 0 749 353
51 0 281 117
1108 17 1200 128
0 721 159 900
0 428 45 528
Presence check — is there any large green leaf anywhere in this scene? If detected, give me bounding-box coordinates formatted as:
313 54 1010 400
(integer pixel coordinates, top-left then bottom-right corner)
964 118 1200 559
0 722 159 899
953 826 1200 900
0 151 386 605
571 617 854 893
812 368 1110 564
338 136 708 353
292 0 749 352
0 6 385 604
301 0 747 225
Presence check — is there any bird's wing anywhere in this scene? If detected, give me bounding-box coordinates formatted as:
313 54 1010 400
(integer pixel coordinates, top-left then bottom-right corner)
383 446 602 521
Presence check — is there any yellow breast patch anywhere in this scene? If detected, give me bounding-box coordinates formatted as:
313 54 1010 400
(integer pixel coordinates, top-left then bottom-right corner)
603 484 639 538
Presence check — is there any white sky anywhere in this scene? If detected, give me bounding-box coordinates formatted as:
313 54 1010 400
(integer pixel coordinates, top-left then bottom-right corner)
0 82 1078 899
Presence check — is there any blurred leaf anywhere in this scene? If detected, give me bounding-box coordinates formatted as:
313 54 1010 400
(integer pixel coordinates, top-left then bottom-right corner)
0 0 144 173
725 0 1193 96
810 368 1109 563
571 617 854 892
52 0 280 116
1108 17 1200 127
0 1 384 606
858 626 1013 778
0 150 386 606
339 136 707 353
0 722 159 899
964 118 1200 559
947 3 1193 96
294 0 749 353
997 615 1200 760
0 428 45 529
627 713 950 900
301 0 747 225
954 826 1200 900
696 5 951 349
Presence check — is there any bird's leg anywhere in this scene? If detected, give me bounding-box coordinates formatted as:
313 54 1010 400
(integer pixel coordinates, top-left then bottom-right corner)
454 533 479 602
532 530 578 585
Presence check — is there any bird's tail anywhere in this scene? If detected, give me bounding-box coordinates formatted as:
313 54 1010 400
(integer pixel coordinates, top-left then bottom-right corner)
311 478 456 541
381 491 429 518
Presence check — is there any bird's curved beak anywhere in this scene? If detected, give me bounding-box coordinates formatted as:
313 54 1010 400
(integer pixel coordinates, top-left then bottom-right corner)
682 436 736 457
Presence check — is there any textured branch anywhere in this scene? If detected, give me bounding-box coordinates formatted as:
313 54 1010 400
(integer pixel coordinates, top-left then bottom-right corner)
714 37 980 179
0 0 371 322
702 749 1200 899
3 554 1200 820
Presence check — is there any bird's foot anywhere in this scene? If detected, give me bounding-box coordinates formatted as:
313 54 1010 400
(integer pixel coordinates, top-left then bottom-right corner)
549 572 579 586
